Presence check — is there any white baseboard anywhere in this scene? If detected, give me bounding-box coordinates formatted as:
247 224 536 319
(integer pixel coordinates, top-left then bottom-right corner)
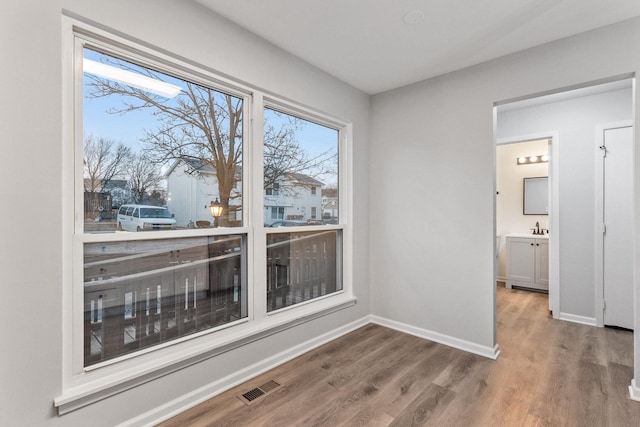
123 316 371 427
496 275 507 282
629 379 640 402
558 312 597 326
370 315 500 360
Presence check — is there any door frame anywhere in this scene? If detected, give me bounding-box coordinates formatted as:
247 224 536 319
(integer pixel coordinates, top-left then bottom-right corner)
594 120 634 327
496 131 560 317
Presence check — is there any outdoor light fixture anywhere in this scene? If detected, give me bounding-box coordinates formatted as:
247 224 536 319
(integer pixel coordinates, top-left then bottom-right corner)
517 154 549 165
83 58 182 99
209 198 223 228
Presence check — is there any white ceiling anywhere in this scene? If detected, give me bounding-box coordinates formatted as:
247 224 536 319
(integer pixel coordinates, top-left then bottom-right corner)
195 0 640 95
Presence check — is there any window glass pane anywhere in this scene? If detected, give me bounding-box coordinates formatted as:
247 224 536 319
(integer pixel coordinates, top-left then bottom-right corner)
84 235 247 366
263 108 338 226
83 48 243 233
266 230 342 312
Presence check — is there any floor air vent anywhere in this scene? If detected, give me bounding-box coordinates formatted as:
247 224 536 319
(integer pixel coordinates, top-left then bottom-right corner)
242 388 265 402
240 380 281 404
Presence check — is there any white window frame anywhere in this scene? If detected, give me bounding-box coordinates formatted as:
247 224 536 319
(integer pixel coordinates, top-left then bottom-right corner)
56 17 354 415
261 100 349 315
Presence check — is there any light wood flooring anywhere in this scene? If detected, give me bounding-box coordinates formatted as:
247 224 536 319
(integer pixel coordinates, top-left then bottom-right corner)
158 284 639 426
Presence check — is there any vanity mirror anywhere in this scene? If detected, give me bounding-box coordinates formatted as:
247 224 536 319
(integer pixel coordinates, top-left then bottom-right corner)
523 176 548 215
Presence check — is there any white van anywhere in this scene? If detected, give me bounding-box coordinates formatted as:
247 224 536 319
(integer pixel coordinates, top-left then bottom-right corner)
117 205 176 232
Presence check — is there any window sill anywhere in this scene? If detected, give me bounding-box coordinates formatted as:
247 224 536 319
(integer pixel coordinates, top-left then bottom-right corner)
54 294 357 415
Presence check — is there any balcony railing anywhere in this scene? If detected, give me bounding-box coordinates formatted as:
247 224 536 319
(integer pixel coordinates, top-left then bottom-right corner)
83 235 246 367
83 230 341 366
266 230 340 312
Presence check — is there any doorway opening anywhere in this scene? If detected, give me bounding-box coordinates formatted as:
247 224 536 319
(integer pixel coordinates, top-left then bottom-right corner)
494 77 634 331
496 137 555 312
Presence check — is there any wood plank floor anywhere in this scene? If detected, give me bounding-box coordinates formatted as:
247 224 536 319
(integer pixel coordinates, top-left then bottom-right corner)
158 284 639 426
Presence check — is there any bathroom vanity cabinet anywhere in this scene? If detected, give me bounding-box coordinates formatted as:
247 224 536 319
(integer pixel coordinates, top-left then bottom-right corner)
505 234 549 291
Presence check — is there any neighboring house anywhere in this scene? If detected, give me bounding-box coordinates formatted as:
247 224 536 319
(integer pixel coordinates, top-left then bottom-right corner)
264 173 324 225
165 158 242 227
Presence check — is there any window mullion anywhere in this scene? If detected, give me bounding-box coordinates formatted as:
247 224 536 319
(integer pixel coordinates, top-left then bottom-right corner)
250 92 267 322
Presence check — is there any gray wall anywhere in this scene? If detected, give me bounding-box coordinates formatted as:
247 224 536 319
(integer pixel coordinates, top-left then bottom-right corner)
0 1 370 425
370 17 640 374
497 88 632 319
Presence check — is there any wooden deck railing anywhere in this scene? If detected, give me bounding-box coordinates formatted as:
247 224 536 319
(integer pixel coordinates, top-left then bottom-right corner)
266 230 339 312
83 236 244 366
83 230 340 366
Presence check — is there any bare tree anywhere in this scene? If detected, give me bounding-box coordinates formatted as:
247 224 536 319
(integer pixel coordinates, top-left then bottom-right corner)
263 111 337 193
86 59 241 225
147 189 167 206
84 135 132 193
126 153 163 204
85 53 335 224
321 184 338 199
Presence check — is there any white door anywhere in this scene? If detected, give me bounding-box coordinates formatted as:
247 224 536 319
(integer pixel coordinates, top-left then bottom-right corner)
602 125 634 329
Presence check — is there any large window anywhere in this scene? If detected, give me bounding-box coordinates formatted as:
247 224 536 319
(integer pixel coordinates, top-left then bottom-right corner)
79 46 248 367
66 26 349 393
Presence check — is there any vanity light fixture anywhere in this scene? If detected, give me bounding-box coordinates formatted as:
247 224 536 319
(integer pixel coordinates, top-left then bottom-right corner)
516 154 549 165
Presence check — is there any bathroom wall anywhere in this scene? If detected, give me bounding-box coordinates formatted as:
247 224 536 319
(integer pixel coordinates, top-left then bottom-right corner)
496 139 549 280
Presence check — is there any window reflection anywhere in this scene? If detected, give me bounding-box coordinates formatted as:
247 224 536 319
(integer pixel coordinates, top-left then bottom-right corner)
84 235 247 366
266 230 341 312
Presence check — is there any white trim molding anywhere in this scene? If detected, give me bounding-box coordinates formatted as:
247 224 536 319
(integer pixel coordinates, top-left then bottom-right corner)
558 312 597 326
370 315 501 360
629 379 640 402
